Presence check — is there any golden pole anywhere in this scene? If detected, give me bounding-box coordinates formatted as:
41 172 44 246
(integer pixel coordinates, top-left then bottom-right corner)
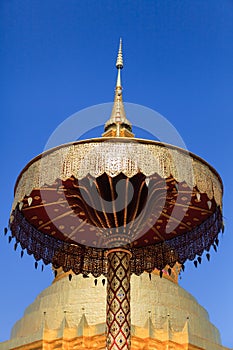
106 249 132 350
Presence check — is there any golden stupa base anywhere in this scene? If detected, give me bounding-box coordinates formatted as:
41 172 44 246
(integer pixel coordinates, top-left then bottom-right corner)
8 333 223 350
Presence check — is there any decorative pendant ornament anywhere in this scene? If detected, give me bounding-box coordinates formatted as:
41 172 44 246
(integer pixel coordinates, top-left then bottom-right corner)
19 202 23 211
27 197 33 206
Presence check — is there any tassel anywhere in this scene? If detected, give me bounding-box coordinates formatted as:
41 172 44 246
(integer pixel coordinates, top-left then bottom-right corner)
222 223 225 233
194 260 198 268
4 227 8 235
69 274 72 281
168 268 172 276
94 279 98 286
197 257 202 264
149 273 152 281
21 250 24 258
159 270 163 278
206 253 210 261
8 236 12 243
102 279 106 286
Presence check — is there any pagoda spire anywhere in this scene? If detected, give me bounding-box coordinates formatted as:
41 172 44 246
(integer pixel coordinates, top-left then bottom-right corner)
102 39 134 138
116 38 123 87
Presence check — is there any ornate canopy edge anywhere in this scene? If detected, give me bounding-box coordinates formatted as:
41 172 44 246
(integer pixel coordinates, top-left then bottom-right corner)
10 206 222 277
12 138 223 211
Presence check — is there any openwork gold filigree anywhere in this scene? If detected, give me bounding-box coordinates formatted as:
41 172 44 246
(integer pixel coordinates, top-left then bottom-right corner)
13 138 223 210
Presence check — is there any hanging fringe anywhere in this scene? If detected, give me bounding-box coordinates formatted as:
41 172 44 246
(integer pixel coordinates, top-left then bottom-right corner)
9 206 223 278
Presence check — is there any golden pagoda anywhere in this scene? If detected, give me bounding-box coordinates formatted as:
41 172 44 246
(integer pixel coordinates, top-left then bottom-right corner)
0 267 230 350
0 40 229 350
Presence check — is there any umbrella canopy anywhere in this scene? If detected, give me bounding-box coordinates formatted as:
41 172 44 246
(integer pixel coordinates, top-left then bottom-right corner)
10 136 223 276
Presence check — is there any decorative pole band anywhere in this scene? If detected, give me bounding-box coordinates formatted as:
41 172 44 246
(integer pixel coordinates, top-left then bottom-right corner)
106 249 132 350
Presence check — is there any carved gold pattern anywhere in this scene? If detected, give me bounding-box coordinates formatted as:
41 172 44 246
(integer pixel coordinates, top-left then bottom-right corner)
12 138 222 211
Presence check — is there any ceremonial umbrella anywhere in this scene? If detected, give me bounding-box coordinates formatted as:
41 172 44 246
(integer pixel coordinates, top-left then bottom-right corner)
8 40 223 350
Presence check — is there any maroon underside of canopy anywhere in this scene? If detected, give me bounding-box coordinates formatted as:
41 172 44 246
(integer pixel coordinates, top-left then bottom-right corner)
10 172 223 276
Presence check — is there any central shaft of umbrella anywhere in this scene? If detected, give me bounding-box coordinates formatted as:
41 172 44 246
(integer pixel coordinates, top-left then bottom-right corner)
106 249 132 350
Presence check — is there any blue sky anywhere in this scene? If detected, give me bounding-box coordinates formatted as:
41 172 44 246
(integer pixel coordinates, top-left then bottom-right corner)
0 0 233 347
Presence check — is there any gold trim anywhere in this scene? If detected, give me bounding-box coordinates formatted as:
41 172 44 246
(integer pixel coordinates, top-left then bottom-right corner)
106 248 132 258
13 139 223 211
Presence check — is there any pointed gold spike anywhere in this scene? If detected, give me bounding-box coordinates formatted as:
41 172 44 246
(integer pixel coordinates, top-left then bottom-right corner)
116 38 123 69
102 39 134 138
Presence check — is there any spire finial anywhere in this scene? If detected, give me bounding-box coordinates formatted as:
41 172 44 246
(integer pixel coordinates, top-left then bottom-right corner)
102 39 134 138
116 38 123 88
116 38 123 69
